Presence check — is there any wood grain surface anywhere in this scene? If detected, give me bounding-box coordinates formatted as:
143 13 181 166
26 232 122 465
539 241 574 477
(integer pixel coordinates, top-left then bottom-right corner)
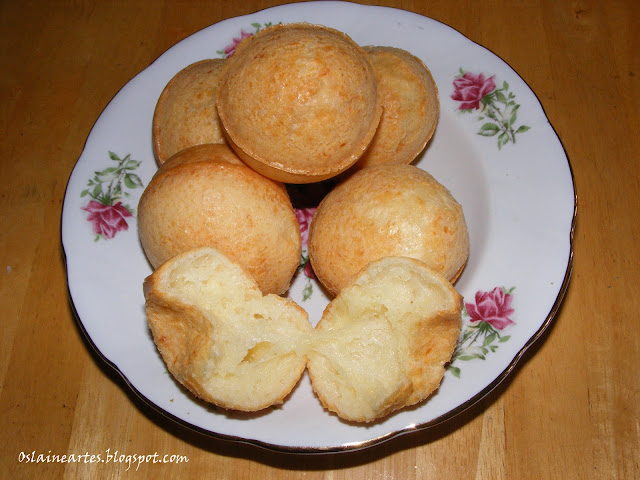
1 0 638 478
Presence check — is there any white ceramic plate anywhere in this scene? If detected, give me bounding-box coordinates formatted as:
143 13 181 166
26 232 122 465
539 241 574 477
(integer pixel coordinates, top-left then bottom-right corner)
61 1 576 453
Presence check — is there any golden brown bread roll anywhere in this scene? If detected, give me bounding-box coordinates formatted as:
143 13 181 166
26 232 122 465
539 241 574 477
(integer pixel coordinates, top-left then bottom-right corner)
216 23 382 183
144 247 312 411
353 46 439 169
309 164 469 296
152 59 227 165
137 143 301 295
308 256 462 422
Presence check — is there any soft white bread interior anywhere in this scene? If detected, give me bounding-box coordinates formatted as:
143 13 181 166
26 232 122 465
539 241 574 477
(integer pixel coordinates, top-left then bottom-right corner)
308 256 462 422
143 247 312 412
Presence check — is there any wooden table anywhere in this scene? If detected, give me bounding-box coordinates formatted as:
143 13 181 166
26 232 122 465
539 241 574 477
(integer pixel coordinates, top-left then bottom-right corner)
1 0 638 478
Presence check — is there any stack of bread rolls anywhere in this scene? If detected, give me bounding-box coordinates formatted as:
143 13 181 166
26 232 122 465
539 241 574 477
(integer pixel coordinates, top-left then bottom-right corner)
138 23 470 422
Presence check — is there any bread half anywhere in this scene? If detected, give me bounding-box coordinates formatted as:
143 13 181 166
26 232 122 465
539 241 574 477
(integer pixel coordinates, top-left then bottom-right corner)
308 256 462 422
143 247 312 411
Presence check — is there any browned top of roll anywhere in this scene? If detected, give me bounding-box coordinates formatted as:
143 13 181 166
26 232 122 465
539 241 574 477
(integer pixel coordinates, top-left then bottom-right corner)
137 144 301 295
354 46 439 169
217 23 382 183
308 164 469 296
152 59 227 165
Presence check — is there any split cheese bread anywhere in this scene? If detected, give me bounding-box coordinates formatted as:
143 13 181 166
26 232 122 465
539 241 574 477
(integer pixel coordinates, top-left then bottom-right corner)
143 247 462 422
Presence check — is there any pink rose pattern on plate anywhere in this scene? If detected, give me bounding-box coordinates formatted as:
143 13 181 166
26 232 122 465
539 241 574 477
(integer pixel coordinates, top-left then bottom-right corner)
80 152 143 240
449 287 516 378
82 201 133 239
294 207 316 301
217 22 276 58
452 69 530 149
